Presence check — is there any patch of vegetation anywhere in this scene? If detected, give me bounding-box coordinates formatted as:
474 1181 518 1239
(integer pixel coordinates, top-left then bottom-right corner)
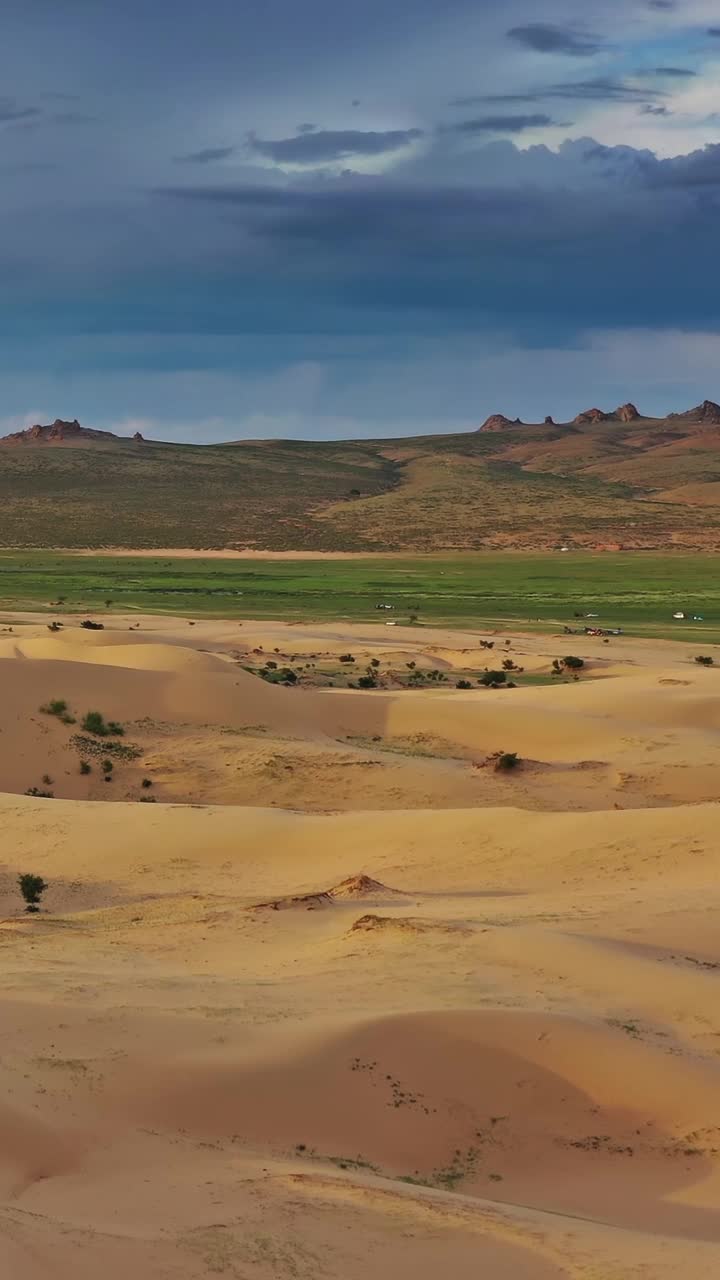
79 760 92 775
562 655 585 670
478 670 507 687
81 710 124 737
18 873 47 912
39 698 76 725
25 786 55 798
694 654 714 666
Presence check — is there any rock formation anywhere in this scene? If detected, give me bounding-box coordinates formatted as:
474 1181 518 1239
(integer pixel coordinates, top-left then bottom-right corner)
615 403 640 422
574 408 612 425
1 418 122 445
479 413 520 432
544 415 555 425
669 399 720 425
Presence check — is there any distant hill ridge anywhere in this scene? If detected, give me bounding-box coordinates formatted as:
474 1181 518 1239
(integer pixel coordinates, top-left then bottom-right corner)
479 400 720 432
3 401 720 551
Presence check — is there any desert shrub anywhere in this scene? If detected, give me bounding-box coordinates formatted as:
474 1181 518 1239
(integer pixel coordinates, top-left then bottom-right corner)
478 670 507 687
42 774 53 786
102 759 114 774
25 786 54 798
456 679 473 689
141 777 153 788
265 660 278 670
494 752 520 772
502 659 517 671
80 760 92 775
695 655 715 666
562 655 585 670
81 711 125 737
18 873 47 913
339 654 355 663
80 620 104 630
370 658 380 668
139 795 156 803
281 668 298 684
47 621 63 633
40 698 76 725
357 675 377 689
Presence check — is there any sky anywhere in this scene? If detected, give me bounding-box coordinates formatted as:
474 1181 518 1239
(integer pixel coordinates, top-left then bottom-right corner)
2 0 720 441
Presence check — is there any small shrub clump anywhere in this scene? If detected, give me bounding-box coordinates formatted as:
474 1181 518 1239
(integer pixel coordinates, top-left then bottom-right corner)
694 655 715 666
79 760 92 775
40 698 76 725
18 873 47 913
478 670 507 688
456 680 473 690
81 711 125 737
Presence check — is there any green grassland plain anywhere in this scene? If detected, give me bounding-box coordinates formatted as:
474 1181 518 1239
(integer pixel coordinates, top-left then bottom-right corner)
1 552 720 642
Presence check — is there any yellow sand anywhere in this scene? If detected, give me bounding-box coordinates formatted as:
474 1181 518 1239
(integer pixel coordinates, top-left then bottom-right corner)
2 612 720 1276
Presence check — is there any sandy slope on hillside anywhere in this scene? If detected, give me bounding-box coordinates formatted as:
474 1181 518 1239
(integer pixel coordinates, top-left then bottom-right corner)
3 613 720 1276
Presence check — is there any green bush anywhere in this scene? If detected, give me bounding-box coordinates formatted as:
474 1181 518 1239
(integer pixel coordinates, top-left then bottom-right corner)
80 760 91 775
141 777 153 788
562 655 585 670
695 655 714 666
456 680 473 690
81 711 125 737
478 670 507 687
40 698 76 725
18 873 47 913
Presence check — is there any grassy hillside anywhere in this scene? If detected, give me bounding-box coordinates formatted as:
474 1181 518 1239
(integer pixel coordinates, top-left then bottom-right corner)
2 411 720 550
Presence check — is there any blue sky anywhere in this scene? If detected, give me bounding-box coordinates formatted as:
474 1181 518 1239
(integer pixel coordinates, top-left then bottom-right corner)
2 0 720 440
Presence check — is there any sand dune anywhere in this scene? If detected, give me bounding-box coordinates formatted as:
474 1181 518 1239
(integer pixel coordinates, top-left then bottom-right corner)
3 611 720 1276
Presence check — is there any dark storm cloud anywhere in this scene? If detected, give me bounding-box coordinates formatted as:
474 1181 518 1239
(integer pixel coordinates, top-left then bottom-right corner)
174 145 236 164
506 23 604 56
0 97 41 123
445 113 557 134
247 127 424 164
650 143 720 187
641 104 671 115
452 78 660 106
707 28 720 36
640 66 696 76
